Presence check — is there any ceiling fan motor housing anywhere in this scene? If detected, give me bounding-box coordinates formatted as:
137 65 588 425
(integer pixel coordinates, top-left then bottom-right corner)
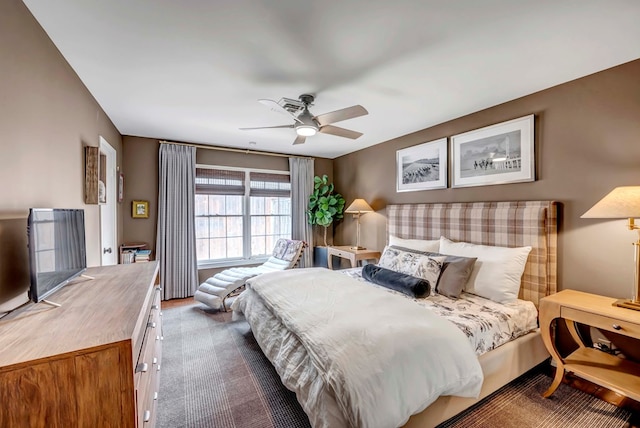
298 94 315 106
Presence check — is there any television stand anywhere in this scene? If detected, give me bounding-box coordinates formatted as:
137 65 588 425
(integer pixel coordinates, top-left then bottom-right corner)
41 299 61 308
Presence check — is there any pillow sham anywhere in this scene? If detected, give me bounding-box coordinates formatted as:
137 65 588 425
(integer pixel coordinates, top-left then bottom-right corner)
388 235 440 253
362 264 431 298
439 237 532 304
387 245 477 299
378 246 445 291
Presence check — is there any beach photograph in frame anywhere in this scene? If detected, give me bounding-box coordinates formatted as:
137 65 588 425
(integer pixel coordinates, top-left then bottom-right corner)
451 114 535 188
396 138 447 192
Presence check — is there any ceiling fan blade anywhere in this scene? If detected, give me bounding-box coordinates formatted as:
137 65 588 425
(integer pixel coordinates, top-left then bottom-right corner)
319 125 363 140
314 105 368 126
239 124 294 131
258 99 303 123
293 135 307 145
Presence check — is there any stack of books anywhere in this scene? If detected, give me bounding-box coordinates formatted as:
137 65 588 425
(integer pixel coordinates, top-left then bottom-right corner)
135 249 152 262
121 250 136 264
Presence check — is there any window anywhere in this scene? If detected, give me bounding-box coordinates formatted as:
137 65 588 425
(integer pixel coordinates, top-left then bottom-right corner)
195 166 291 264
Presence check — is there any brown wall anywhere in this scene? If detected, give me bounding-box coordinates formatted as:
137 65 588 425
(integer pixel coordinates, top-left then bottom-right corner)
121 136 159 253
121 136 332 275
333 59 640 299
0 0 123 311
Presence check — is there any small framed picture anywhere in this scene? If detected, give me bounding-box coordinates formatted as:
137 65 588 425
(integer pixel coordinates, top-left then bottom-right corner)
396 138 447 192
451 114 535 188
132 200 149 218
118 172 124 203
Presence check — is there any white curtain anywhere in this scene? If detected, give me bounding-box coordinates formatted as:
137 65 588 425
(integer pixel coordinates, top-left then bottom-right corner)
289 157 314 267
156 143 198 300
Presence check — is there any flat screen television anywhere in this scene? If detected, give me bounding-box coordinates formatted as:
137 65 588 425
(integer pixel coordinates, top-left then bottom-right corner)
27 208 87 303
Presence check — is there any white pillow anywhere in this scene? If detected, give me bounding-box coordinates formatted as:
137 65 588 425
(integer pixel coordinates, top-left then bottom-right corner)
388 235 440 253
439 237 532 304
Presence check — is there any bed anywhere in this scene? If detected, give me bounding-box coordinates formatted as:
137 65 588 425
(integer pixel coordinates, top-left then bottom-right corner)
232 201 558 427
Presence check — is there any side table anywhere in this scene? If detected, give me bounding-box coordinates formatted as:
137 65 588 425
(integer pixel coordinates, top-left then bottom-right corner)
539 289 640 401
326 246 381 270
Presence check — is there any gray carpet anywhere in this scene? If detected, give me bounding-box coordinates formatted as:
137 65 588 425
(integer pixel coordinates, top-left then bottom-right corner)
158 303 636 428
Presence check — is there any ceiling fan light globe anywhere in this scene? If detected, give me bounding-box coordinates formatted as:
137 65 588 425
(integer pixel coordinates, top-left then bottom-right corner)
296 126 317 137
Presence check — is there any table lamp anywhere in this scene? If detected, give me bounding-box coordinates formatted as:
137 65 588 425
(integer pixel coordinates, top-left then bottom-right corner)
581 186 640 310
345 199 373 250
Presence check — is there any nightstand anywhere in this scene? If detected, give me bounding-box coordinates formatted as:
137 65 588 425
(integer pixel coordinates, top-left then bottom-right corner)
539 289 640 401
326 246 381 270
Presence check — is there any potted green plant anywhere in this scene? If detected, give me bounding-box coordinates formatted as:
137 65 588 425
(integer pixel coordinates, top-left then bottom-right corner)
307 174 346 247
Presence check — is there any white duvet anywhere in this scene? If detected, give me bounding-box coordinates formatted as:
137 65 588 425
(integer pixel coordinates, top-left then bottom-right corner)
233 268 483 428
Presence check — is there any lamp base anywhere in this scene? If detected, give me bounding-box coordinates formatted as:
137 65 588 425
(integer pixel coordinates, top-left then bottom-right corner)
612 299 640 311
350 246 366 250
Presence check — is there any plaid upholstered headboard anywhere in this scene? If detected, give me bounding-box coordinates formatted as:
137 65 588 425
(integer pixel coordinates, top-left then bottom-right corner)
387 201 557 307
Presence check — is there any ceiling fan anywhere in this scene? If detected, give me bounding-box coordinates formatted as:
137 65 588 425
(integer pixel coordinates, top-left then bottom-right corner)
240 94 368 145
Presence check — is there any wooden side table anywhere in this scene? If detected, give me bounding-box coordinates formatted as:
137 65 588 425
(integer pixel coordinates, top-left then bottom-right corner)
539 289 640 401
326 246 381 270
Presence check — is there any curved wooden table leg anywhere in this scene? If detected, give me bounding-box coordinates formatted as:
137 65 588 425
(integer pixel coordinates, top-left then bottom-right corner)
565 319 586 349
542 363 565 398
539 299 565 398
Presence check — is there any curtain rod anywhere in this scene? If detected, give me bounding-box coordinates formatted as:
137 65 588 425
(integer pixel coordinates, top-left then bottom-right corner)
160 140 314 159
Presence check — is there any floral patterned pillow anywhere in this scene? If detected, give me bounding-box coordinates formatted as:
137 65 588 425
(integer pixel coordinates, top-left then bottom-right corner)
272 239 290 259
281 240 304 262
272 239 304 262
377 247 445 292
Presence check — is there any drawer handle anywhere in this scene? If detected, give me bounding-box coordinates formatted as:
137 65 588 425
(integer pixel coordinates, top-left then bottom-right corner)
153 357 158 365
147 322 156 328
156 335 160 341
143 410 151 422
157 364 161 372
612 324 622 330
154 392 158 401
136 362 149 373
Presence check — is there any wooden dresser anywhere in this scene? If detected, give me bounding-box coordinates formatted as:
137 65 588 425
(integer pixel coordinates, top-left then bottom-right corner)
0 262 161 427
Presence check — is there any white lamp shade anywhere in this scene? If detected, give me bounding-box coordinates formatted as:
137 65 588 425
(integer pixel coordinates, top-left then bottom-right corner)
581 186 640 218
345 199 373 213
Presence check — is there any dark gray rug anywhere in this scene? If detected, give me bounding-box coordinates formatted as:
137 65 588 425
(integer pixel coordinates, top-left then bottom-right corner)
158 303 636 428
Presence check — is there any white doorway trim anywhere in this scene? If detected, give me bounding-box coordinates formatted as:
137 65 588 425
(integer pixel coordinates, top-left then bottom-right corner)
99 136 118 266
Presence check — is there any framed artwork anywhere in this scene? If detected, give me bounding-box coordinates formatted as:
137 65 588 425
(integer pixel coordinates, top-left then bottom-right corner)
451 114 535 188
117 172 124 203
132 200 149 218
396 138 447 192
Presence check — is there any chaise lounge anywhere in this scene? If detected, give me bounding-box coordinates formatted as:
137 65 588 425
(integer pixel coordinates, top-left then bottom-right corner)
194 238 306 311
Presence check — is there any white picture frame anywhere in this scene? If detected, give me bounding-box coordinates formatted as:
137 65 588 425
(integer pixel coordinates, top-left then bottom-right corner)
396 138 447 192
451 114 535 188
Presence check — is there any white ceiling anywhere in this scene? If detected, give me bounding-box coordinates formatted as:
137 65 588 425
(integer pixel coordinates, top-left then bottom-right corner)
23 0 640 159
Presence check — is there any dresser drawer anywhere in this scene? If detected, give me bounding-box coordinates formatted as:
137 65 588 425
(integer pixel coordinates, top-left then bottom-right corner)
135 284 163 428
561 306 640 337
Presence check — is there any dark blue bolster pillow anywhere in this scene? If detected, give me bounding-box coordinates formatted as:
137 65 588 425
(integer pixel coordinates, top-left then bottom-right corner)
362 264 431 298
